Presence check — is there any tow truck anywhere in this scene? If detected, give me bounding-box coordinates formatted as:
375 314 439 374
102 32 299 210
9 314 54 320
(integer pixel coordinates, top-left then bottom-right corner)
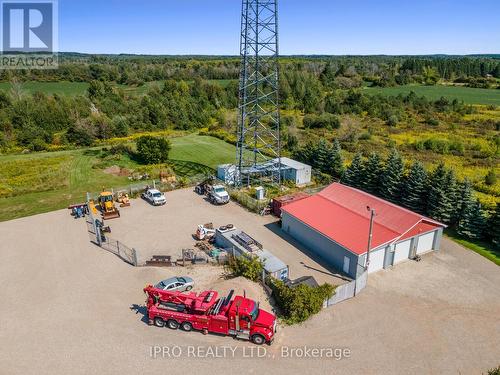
143 285 277 345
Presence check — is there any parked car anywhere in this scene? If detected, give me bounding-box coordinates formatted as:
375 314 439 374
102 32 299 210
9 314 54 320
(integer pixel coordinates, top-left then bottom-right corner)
154 276 194 292
142 188 166 206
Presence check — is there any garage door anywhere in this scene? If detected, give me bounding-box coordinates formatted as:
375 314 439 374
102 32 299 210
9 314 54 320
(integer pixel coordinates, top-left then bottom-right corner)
368 248 385 274
416 231 436 255
393 239 412 264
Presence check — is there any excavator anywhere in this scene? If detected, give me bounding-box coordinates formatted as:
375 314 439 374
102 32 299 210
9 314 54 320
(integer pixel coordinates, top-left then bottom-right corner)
98 191 121 220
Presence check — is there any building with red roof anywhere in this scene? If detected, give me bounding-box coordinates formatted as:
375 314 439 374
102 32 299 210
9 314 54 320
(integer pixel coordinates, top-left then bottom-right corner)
281 183 446 279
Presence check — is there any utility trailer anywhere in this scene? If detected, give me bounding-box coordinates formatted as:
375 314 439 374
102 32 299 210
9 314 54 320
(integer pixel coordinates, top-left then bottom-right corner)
144 286 277 345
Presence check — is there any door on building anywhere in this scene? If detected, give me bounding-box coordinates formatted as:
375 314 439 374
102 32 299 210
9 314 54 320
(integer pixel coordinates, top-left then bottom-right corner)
368 248 385 274
393 239 412 264
343 256 350 274
416 231 436 255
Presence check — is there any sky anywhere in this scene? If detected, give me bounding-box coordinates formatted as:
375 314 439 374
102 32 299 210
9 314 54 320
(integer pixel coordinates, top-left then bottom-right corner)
58 0 500 55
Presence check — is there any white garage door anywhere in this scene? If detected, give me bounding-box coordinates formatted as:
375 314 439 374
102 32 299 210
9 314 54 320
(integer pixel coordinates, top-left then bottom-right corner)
393 239 412 264
416 231 436 255
368 248 385 274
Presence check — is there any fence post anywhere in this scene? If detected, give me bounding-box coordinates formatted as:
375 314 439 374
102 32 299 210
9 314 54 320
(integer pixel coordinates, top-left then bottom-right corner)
132 248 138 267
96 225 102 246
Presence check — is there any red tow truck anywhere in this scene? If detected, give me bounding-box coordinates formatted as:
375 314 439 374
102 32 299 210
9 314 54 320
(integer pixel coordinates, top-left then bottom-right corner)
144 285 277 345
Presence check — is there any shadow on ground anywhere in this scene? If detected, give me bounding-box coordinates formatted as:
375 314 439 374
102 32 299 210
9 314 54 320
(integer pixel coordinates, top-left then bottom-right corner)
130 304 149 325
264 222 352 283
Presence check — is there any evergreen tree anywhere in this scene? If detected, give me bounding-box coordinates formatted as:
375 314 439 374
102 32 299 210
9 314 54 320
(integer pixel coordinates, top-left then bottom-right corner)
443 169 458 221
426 163 454 223
401 162 428 214
315 139 331 174
487 204 500 247
453 178 473 225
343 153 363 188
327 139 345 178
379 149 404 204
362 153 382 195
457 199 487 240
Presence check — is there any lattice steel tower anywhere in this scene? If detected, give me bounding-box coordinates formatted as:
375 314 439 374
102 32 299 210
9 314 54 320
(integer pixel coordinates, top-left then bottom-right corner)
235 0 281 186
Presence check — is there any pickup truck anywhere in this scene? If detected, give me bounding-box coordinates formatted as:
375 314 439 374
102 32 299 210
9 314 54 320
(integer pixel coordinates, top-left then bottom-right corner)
142 188 167 206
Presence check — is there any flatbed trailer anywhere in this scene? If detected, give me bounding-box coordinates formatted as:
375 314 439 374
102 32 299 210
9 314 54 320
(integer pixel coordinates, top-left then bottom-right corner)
144 286 276 345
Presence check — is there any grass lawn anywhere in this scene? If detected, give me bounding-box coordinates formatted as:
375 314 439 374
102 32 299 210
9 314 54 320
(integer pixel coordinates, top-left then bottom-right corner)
445 229 500 266
0 135 236 222
363 84 500 106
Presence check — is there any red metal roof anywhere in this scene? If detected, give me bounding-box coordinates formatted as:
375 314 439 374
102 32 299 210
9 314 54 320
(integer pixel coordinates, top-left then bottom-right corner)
282 183 445 256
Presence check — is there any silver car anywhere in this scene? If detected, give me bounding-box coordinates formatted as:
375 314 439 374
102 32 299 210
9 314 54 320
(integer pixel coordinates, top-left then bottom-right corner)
154 276 194 292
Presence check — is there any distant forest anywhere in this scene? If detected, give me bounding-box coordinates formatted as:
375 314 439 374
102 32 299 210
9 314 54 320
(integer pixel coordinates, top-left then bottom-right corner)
1 54 500 86
0 54 499 151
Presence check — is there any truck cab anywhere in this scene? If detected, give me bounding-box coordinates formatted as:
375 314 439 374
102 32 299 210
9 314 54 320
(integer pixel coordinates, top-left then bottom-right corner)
209 185 230 205
226 295 276 345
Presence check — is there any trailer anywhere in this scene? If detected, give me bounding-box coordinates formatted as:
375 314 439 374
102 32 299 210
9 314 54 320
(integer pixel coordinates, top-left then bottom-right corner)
144 286 277 345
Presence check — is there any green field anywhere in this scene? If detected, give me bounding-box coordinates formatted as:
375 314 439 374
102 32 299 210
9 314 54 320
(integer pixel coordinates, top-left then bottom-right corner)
0 79 234 97
364 84 500 106
0 135 236 222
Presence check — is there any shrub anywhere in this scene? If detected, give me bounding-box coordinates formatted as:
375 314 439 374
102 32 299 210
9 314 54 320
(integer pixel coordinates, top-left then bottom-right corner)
488 366 500 375
226 254 264 282
303 113 340 130
136 136 171 165
269 278 335 324
485 170 497 186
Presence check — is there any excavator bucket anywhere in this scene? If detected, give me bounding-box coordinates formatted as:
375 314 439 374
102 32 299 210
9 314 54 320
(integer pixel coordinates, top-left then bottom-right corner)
102 209 120 220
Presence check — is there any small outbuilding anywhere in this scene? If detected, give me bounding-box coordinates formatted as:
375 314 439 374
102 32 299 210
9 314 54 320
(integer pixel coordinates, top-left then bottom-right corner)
275 157 312 186
281 183 446 279
215 226 289 281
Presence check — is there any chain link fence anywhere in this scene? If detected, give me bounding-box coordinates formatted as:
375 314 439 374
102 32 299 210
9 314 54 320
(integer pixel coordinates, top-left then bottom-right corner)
85 203 140 266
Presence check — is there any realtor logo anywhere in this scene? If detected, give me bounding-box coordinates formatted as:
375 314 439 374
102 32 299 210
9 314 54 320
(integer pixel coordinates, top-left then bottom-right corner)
1 0 58 68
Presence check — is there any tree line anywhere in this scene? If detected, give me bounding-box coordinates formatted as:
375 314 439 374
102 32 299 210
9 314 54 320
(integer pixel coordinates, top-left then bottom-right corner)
1 54 498 86
293 141 500 247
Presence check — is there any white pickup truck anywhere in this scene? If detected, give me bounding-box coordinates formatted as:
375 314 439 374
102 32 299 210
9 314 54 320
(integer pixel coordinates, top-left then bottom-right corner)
142 188 167 206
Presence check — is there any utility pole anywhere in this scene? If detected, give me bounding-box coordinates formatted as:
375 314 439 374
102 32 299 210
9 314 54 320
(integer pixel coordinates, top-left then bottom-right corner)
365 206 376 273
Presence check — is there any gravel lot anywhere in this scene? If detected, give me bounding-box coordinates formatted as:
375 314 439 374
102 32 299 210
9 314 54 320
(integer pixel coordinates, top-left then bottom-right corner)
0 194 499 375
109 188 346 286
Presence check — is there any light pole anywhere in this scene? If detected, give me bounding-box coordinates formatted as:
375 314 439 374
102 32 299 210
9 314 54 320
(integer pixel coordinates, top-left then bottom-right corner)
365 206 376 274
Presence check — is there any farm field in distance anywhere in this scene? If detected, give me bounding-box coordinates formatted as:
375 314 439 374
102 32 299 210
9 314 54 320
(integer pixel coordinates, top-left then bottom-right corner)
364 84 500 106
2 80 500 105
0 134 236 222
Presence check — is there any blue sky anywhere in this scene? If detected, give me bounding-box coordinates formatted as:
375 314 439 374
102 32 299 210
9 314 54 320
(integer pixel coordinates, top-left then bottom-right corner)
59 0 500 55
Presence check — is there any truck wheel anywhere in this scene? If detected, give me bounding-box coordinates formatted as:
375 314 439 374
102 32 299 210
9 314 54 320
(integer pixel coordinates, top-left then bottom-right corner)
251 334 266 345
181 322 193 332
153 317 165 327
167 320 179 330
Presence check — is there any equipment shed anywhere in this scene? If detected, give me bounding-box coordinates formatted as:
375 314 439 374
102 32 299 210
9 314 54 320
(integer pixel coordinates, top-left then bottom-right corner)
281 183 446 279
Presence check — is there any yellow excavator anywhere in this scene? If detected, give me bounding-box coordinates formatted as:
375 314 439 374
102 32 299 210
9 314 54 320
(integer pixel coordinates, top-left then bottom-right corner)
98 191 121 220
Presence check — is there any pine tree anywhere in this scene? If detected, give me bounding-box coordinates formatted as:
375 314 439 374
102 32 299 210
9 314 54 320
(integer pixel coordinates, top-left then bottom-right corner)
427 163 455 223
327 139 345 178
443 169 458 222
401 161 428 214
457 200 487 240
379 149 404 204
362 153 382 195
343 153 363 188
315 139 331 174
487 204 500 247
453 178 473 225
